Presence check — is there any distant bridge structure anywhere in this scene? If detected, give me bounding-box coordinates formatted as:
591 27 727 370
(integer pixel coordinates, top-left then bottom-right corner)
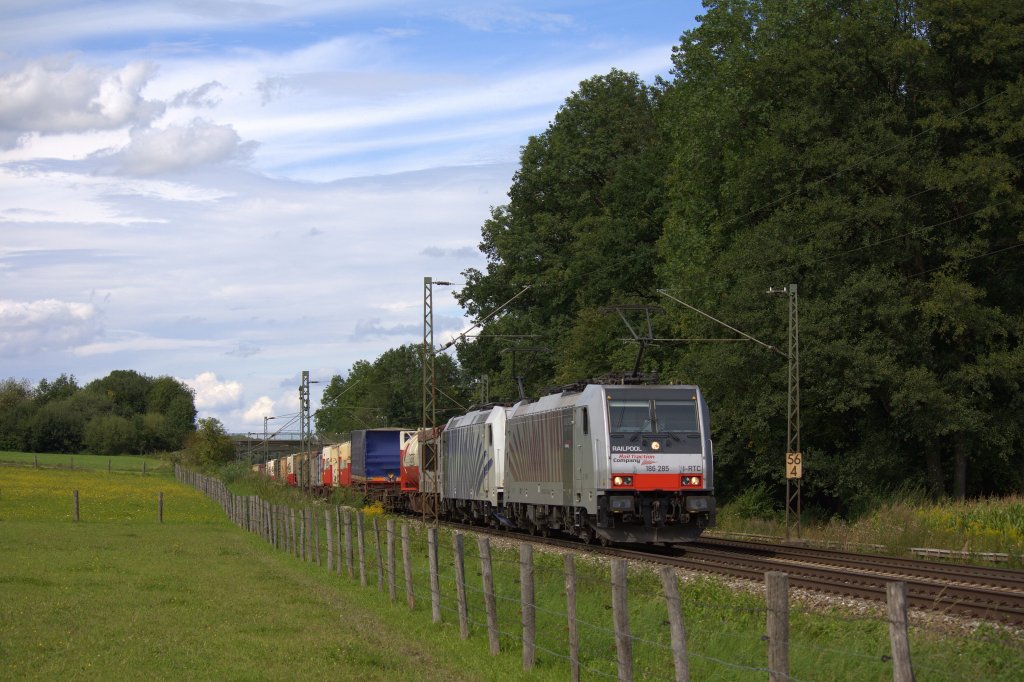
230 431 323 463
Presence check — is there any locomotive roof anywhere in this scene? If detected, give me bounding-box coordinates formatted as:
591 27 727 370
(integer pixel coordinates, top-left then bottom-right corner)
445 403 506 429
511 383 702 416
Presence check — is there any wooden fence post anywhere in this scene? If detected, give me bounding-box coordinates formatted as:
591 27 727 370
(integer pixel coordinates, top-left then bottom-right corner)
373 516 384 591
428 527 441 623
611 558 632 682
277 507 284 552
73 489 80 522
402 523 415 610
335 507 343 575
478 536 500 655
453 533 469 639
142 460 145 475
305 508 314 563
291 508 299 558
325 509 335 572
521 543 536 671
386 519 397 603
887 581 915 682
344 509 354 579
314 508 322 566
158 492 164 524
565 554 580 682
357 512 367 587
71 456 74 470
108 459 111 473
766 571 790 682
661 567 690 682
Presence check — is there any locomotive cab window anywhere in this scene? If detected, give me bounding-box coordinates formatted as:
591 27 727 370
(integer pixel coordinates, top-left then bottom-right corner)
581 407 589 435
609 400 653 433
654 400 700 433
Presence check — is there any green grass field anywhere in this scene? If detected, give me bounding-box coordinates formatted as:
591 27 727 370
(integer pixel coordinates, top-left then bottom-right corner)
0 467 557 680
2 464 1023 680
0 450 171 474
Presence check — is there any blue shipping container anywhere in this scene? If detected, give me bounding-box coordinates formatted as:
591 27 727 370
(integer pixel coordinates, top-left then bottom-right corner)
351 429 403 481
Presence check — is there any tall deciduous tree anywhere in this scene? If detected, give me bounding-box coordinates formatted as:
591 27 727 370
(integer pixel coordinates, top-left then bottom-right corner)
657 0 1024 504
457 69 671 399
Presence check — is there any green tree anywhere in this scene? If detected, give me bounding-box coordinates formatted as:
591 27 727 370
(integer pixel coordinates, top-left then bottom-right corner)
0 378 34 451
315 344 471 438
85 370 151 418
146 376 197 448
34 373 79 406
656 0 1024 505
26 400 85 453
456 68 671 399
83 414 140 455
182 417 235 467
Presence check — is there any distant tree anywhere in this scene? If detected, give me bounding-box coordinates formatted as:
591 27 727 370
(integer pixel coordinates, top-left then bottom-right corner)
315 344 471 438
83 414 139 455
26 400 86 454
34 373 79 406
85 370 151 418
0 370 196 454
146 376 197 447
182 418 235 467
0 378 34 450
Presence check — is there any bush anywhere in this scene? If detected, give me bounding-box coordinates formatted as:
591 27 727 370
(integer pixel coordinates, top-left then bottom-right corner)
727 483 779 521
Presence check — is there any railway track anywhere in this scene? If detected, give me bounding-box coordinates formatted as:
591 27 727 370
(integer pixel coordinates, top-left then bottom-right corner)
446 522 1024 625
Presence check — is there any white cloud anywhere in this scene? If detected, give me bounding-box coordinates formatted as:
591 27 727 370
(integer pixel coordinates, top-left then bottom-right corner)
183 371 243 409
243 395 276 422
169 81 224 109
0 58 164 136
0 298 101 355
0 166 231 221
74 334 221 356
109 118 257 175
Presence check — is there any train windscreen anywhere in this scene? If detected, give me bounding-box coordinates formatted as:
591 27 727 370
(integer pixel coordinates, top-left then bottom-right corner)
609 400 653 432
609 399 699 434
655 400 699 433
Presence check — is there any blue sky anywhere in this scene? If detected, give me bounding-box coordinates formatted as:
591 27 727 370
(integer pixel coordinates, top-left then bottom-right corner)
0 0 704 433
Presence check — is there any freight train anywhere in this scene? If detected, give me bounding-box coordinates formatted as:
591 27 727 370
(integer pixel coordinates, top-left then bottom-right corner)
253 382 715 544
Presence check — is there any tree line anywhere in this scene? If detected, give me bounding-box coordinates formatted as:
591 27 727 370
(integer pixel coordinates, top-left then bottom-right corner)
0 370 197 455
317 0 1023 515
314 344 473 440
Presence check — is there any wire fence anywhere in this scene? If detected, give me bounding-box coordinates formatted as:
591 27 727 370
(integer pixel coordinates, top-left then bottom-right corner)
176 465 1022 681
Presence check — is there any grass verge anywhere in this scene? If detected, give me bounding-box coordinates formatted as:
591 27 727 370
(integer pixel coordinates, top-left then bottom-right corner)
714 489 1024 566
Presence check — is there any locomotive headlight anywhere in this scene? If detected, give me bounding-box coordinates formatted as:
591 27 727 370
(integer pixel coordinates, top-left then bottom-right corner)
614 476 623 485
613 476 633 487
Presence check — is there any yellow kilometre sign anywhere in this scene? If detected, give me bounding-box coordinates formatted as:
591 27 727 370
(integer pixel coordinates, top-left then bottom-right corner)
786 452 803 479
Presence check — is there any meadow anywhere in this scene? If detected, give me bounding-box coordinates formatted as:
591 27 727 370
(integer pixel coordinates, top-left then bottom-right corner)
2 463 1023 680
0 450 170 473
0 466 550 680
